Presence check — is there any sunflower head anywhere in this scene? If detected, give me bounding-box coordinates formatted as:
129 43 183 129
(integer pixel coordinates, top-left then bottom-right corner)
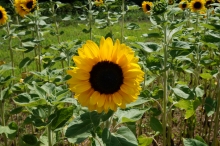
189 0 206 12
179 0 189 10
67 37 144 113
152 0 167 15
205 0 213 8
168 0 175 5
0 6 8 25
142 1 153 14
94 0 104 6
14 0 37 17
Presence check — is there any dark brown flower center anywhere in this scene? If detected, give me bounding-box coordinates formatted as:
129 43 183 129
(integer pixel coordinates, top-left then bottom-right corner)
182 3 187 8
0 10 3 19
26 1 33 9
89 61 124 94
146 4 151 11
194 2 202 9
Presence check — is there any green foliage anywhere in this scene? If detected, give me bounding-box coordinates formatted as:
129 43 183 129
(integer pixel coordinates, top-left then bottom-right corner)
1 0 220 145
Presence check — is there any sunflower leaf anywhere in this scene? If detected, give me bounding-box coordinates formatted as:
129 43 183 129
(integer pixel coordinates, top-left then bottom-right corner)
65 111 101 138
102 126 138 146
115 108 147 123
183 138 208 146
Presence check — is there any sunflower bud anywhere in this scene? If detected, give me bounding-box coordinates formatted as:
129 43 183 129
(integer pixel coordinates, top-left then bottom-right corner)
152 0 168 15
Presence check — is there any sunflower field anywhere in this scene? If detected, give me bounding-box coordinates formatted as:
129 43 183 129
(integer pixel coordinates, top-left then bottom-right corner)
0 0 220 145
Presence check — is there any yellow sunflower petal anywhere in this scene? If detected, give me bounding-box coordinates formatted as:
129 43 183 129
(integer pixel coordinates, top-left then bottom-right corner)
0 6 8 25
112 92 122 106
97 94 106 107
90 91 100 105
71 81 91 93
78 89 94 106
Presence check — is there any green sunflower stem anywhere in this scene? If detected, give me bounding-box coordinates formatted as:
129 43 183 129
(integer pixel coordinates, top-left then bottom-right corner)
88 0 92 40
195 12 200 87
48 108 53 146
121 0 125 43
6 22 15 78
212 69 220 146
0 99 8 146
34 10 42 72
162 13 168 146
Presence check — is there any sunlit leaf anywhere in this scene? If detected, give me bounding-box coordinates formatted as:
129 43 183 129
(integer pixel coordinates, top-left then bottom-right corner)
138 135 153 146
51 106 74 130
115 108 147 123
102 126 138 146
183 138 208 146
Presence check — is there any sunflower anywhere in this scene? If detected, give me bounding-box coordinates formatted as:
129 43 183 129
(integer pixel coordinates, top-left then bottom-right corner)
20 0 37 12
14 0 37 17
189 0 206 12
67 37 144 113
94 0 103 6
0 6 8 25
142 1 153 14
168 0 174 5
205 0 213 8
179 0 189 10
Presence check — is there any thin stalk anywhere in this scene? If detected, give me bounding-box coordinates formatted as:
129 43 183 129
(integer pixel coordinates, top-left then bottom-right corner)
34 10 41 72
0 99 8 146
55 21 61 44
121 0 125 43
6 22 14 78
48 108 53 146
195 12 200 86
88 0 92 40
212 70 220 146
162 14 168 146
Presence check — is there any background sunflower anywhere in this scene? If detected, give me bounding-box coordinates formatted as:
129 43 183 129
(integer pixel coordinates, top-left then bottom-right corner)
0 6 8 25
189 0 206 12
20 0 37 12
179 0 189 10
67 37 144 113
142 1 153 13
14 0 29 17
94 0 103 6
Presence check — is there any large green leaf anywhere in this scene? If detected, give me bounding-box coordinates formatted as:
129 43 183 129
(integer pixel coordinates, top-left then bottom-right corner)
137 42 161 53
149 117 163 133
8 122 18 139
41 83 56 97
183 138 208 146
170 41 191 49
19 57 33 69
126 23 140 30
68 132 91 144
126 96 150 108
172 88 189 99
138 135 153 146
102 126 138 146
51 106 74 130
115 108 147 123
0 125 16 135
204 97 216 117
14 93 47 107
65 111 101 138
19 134 39 146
